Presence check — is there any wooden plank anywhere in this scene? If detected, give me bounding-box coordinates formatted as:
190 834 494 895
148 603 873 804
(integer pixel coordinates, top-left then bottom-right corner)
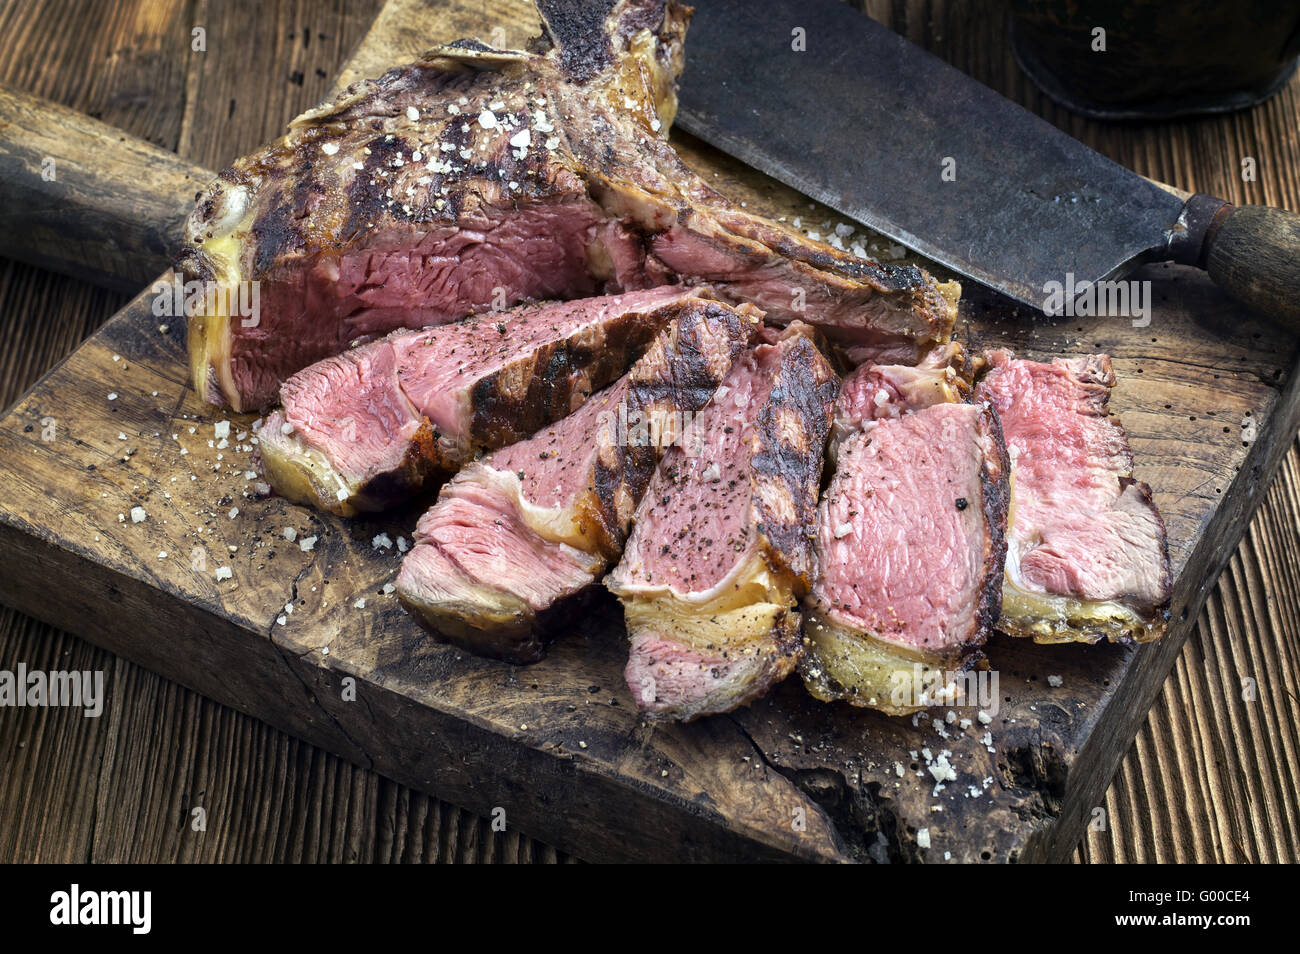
0 0 1294 868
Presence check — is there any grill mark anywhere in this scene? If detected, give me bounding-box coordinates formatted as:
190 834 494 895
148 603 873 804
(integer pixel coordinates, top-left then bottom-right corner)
970 403 1012 654
467 308 665 450
251 199 301 277
751 337 839 585
341 134 413 240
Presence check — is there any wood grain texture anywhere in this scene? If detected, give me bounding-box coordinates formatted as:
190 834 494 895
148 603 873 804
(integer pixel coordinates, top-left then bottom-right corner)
0 0 1296 863
1204 204 1300 332
0 81 208 291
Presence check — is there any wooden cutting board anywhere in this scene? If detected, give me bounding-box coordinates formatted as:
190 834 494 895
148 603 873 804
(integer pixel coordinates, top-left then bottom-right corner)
0 0 1296 862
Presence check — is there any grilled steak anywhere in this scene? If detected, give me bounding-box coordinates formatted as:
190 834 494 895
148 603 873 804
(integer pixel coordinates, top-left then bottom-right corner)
975 350 1172 643
179 0 956 411
606 326 838 721
258 286 716 515
395 297 759 663
830 342 975 457
800 398 1011 715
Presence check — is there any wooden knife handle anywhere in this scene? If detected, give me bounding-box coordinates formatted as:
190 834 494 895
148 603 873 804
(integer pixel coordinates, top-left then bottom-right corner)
1200 204 1300 330
0 82 212 294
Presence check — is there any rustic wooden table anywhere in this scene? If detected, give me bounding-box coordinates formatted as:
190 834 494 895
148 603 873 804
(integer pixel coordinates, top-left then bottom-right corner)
0 0 1296 863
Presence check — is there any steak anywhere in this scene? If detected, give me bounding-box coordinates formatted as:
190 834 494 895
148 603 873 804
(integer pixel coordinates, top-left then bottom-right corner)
830 342 975 457
395 297 759 663
179 0 957 411
975 350 1172 643
258 285 715 515
606 326 839 721
800 399 1011 714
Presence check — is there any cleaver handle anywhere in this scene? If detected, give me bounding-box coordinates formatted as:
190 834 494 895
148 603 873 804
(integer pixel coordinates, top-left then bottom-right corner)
0 82 210 294
1171 193 1300 329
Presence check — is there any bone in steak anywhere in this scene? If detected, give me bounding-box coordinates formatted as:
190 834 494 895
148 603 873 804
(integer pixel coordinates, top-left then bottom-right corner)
258 285 715 515
179 0 957 411
975 350 1172 643
800 391 1010 715
395 297 759 663
606 325 839 721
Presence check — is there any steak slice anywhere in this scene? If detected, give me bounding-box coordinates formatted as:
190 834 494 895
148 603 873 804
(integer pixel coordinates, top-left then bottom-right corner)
395 298 759 663
606 326 839 721
258 286 713 515
179 0 956 411
975 350 1172 643
830 342 976 457
800 401 1011 715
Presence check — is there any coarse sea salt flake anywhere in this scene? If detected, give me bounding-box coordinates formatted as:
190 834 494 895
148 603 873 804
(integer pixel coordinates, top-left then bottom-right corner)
321 142 339 155
215 566 233 581
130 506 147 523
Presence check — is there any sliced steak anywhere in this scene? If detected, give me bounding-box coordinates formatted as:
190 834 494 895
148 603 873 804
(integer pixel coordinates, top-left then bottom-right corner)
179 0 956 411
800 401 1011 714
830 342 976 457
975 350 1172 643
395 298 759 663
606 326 839 721
259 286 713 515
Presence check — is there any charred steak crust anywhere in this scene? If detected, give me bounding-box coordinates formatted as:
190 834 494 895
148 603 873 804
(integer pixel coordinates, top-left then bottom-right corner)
459 300 654 451
973 402 1012 653
350 420 440 512
750 335 841 589
534 0 623 81
401 576 605 666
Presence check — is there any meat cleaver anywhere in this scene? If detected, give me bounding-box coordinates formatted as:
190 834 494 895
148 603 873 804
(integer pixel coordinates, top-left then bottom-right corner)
675 0 1300 327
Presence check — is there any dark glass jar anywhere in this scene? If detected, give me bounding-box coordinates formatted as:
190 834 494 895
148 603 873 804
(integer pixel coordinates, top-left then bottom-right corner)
1008 0 1300 119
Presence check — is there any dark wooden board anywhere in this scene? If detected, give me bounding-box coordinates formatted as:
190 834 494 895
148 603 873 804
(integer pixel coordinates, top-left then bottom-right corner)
0 0 1298 862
